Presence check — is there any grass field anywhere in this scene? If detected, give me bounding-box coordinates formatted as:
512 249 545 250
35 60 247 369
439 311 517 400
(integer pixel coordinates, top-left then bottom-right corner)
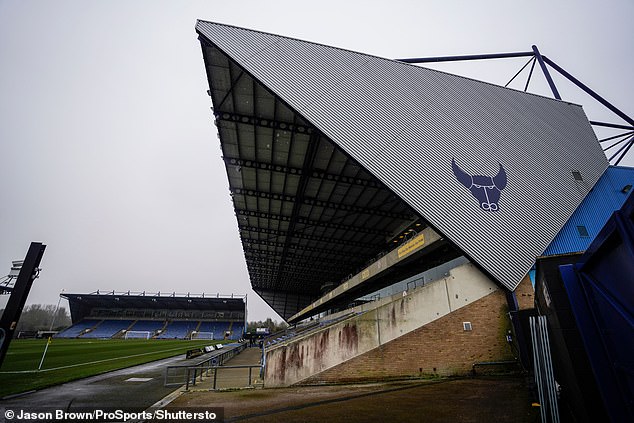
0 338 220 398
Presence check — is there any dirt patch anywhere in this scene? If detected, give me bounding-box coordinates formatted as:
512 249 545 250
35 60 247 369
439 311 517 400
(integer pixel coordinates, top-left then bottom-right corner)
172 375 537 422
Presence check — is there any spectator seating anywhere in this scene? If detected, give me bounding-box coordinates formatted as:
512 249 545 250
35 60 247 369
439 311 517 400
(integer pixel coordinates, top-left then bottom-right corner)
156 320 199 339
128 320 165 333
81 320 134 338
55 319 101 338
55 319 241 340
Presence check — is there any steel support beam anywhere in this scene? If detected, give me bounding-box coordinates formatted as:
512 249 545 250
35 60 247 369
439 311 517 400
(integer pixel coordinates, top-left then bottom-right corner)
223 157 384 188
532 45 561 100
241 238 364 259
248 265 342 280
542 56 634 128
235 209 392 236
0 242 46 367
232 188 413 221
238 225 377 250
244 249 352 268
215 110 313 135
214 71 245 110
504 56 535 88
247 260 343 275
590 121 634 131
397 45 634 134
397 51 534 64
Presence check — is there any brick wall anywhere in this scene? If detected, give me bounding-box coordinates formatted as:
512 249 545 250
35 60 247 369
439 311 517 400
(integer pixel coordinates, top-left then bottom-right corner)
514 275 535 310
301 290 514 384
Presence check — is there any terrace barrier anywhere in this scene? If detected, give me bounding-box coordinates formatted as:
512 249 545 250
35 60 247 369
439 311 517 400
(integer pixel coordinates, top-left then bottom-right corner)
164 343 246 387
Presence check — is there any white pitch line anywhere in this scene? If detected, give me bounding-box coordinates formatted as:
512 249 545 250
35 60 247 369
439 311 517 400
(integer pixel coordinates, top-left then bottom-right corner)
0 343 210 374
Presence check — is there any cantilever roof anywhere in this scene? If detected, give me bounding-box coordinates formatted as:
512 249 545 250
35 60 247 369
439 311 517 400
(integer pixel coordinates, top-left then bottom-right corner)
62 292 245 322
196 21 607 317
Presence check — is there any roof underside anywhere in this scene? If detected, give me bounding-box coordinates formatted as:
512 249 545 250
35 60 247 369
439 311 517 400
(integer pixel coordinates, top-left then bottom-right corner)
196 21 609 320
62 294 245 311
197 30 434 320
62 293 246 324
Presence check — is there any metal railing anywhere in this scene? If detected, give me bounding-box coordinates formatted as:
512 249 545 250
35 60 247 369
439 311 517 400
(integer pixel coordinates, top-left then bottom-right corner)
530 315 559 423
164 343 246 387
185 364 263 390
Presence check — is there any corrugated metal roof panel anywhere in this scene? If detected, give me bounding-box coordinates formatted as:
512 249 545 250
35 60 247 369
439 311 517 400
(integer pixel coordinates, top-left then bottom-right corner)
544 166 634 256
196 21 608 291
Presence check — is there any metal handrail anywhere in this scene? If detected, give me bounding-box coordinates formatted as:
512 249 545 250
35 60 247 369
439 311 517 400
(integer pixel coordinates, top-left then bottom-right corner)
164 343 246 387
185 364 263 390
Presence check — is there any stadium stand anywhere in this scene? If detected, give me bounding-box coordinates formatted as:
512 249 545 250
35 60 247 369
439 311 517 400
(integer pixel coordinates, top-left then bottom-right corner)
197 321 230 339
230 323 245 340
57 292 247 340
81 320 134 339
55 319 100 338
128 320 165 333
156 320 199 339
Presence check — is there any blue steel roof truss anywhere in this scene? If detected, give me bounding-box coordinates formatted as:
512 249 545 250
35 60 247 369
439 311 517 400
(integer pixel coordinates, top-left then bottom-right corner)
398 47 634 165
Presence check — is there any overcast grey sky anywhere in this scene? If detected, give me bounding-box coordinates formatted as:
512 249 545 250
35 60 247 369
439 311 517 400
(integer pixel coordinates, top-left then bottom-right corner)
1 0 632 321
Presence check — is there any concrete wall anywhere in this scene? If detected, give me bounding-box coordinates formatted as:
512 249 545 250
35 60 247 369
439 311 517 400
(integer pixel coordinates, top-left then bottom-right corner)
264 262 502 387
303 288 514 383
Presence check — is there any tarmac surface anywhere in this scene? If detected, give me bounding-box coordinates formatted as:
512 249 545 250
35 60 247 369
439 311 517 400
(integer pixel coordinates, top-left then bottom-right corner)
0 345 538 422
173 375 539 423
189 347 263 390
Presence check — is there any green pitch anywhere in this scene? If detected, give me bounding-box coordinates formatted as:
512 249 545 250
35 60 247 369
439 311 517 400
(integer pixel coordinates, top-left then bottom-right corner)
0 338 220 398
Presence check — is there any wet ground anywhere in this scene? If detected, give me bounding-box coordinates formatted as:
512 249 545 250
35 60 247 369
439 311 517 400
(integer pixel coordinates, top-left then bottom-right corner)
0 346 239 412
173 375 539 422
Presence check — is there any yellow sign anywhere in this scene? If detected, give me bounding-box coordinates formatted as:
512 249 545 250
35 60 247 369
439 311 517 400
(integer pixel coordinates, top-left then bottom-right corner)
361 269 370 280
397 233 425 258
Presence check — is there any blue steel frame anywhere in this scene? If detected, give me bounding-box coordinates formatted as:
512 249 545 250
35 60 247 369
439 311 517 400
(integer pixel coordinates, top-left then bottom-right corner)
558 193 634 422
398 46 634 165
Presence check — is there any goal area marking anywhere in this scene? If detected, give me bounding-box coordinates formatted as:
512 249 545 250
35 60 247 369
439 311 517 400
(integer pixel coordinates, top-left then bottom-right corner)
124 331 152 339
190 331 214 340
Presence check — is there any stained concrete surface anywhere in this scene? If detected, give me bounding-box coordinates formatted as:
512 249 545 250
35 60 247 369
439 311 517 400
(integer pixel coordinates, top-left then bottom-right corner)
173 375 539 422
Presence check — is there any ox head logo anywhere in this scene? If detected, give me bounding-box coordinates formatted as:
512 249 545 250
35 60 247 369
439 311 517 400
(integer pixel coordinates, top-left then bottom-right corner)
452 159 507 212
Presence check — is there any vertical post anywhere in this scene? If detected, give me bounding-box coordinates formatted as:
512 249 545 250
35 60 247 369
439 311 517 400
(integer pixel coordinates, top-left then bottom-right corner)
532 45 561 100
248 367 252 386
37 337 52 370
530 317 547 423
244 294 247 340
213 368 218 390
48 292 64 331
37 292 64 371
0 242 46 367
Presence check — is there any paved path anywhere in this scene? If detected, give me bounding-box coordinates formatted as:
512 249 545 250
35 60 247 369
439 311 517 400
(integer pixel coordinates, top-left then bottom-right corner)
172 376 539 423
0 355 189 412
192 347 263 390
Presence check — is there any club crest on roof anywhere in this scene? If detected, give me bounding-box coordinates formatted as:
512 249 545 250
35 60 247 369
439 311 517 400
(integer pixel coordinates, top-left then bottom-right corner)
452 159 508 212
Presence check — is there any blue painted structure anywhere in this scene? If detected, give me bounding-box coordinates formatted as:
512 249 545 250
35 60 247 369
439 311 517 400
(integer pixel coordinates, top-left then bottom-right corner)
81 320 134 339
544 166 634 256
559 192 634 422
55 319 100 338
